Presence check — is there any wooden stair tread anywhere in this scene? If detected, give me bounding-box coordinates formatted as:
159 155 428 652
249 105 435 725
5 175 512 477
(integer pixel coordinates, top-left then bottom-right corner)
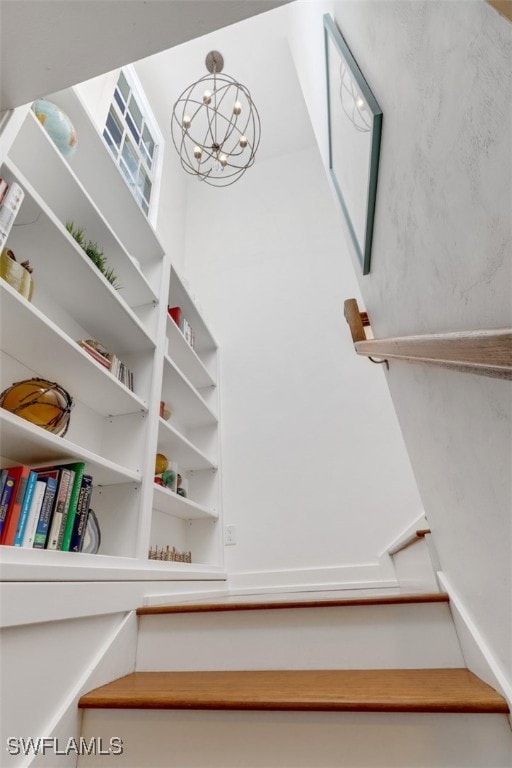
137 592 449 615
78 669 508 714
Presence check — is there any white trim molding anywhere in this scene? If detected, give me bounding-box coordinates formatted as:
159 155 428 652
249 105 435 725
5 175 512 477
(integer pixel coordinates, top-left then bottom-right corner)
438 571 512 714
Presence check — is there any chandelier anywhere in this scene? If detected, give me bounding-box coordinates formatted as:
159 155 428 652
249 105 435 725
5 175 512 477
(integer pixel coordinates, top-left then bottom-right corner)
171 51 261 187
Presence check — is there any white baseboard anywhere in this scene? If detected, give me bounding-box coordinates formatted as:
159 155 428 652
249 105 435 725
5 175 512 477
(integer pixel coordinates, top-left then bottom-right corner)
226 562 398 594
438 571 512 713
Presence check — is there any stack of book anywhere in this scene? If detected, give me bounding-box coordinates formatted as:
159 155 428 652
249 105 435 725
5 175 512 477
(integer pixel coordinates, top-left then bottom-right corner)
77 339 134 392
168 306 195 350
0 463 93 553
0 179 25 250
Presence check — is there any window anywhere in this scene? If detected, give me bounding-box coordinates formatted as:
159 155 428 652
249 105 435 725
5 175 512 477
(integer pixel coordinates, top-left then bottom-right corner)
103 66 163 225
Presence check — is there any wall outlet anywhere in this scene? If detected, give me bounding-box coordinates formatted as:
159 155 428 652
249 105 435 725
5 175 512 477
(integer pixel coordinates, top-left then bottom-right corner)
224 525 237 546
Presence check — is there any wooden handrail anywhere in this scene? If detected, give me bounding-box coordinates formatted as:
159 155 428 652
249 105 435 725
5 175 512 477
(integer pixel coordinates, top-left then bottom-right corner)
344 299 512 380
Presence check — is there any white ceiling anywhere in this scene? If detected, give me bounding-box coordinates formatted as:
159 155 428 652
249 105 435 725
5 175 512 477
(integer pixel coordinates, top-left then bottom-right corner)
0 0 293 110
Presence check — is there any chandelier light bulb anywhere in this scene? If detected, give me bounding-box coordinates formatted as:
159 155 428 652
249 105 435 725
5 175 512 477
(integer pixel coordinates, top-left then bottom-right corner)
356 96 364 109
171 50 261 186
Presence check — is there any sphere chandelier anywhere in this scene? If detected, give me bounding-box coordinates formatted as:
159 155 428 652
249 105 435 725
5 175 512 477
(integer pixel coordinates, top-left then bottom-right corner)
171 51 261 187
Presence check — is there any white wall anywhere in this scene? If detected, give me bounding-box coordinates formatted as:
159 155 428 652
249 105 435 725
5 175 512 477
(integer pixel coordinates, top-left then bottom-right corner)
182 108 424 580
287 0 511 685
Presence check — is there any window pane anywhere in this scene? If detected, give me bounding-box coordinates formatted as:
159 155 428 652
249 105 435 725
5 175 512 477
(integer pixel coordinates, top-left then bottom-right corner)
128 96 143 130
126 112 140 143
142 125 155 157
118 71 130 101
103 128 117 157
121 136 139 179
136 168 152 202
114 89 125 113
106 108 123 148
141 198 149 215
120 158 135 190
140 144 152 170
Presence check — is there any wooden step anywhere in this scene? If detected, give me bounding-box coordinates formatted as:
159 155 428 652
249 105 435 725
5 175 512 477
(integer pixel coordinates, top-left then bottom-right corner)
78 669 508 714
137 592 449 615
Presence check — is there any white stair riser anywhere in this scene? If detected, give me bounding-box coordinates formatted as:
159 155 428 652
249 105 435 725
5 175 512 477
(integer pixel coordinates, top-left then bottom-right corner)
136 604 464 671
78 709 512 768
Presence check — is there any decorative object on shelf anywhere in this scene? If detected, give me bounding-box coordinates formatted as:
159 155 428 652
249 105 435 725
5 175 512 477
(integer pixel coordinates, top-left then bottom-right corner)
168 305 195 348
155 453 169 475
324 14 382 275
65 221 121 289
148 545 192 563
176 474 187 498
31 99 78 159
81 509 101 554
0 378 73 436
161 465 177 493
159 401 171 421
0 248 34 300
171 50 261 187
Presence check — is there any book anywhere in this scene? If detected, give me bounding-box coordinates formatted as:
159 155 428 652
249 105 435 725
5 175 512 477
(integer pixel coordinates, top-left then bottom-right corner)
45 468 73 550
0 469 8 500
69 474 93 552
13 470 38 546
20 480 47 548
32 473 58 549
0 179 8 206
1 465 32 545
77 340 111 369
58 462 86 551
0 181 25 250
0 475 16 539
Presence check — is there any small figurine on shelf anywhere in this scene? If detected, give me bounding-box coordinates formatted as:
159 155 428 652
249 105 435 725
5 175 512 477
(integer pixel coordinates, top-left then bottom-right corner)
148 545 192 563
176 474 187 498
159 401 172 421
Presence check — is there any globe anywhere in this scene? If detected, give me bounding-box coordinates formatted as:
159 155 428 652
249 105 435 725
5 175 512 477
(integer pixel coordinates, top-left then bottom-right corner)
31 99 77 158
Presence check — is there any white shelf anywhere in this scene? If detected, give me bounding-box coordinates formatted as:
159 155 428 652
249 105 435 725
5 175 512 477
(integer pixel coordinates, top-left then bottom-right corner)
8 112 160 309
2 160 156 355
46 86 165 264
157 417 216 471
162 355 218 428
0 281 148 416
169 267 217 354
167 316 216 389
0 547 226 581
0 409 140 485
152 484 218 520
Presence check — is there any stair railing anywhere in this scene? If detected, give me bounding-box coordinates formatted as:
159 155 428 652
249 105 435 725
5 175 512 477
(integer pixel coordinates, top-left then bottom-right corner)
344 298 512 380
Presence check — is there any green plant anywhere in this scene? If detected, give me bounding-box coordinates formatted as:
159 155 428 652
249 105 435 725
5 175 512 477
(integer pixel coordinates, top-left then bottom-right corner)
65 221 121 290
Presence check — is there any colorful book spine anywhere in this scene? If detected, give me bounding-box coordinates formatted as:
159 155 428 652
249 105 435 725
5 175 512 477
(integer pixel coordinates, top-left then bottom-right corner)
13 471 38 546
69 474 93 553
59 462 85 551
45 468 72 550
0 469 8 500
20 480 46 548
33 475 58 549
78 340 111 369
0 475 15 539
1 465 32 545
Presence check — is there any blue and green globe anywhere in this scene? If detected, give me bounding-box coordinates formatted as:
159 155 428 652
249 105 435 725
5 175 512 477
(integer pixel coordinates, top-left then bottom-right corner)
31 99 77 158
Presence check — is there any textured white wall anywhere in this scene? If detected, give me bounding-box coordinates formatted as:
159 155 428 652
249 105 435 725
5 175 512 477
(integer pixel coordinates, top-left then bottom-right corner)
288 0 511 685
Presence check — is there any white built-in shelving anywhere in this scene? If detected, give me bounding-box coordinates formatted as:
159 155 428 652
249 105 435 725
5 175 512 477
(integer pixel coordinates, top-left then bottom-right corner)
0 87 223 580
